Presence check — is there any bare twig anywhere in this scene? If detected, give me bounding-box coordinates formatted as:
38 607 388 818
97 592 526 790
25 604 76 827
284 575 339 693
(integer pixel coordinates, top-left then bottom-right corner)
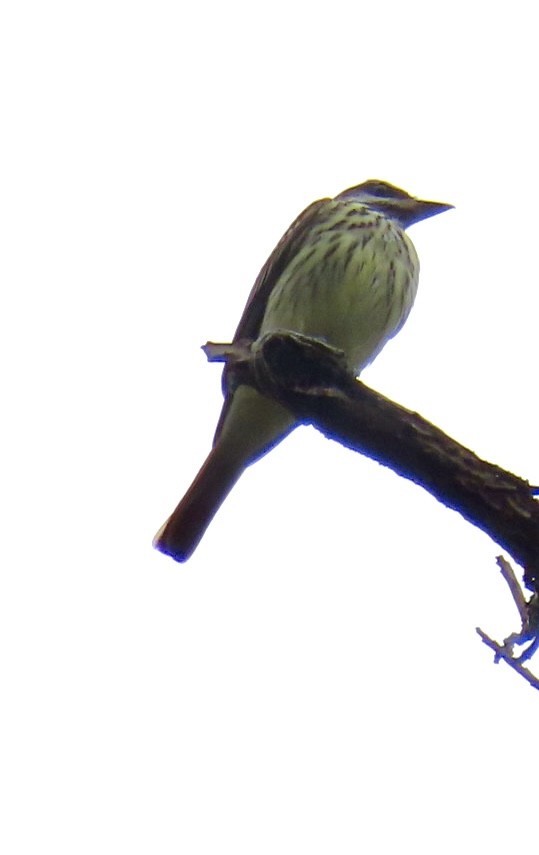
475 627 539 690
496 556 529 624
476 555 539 685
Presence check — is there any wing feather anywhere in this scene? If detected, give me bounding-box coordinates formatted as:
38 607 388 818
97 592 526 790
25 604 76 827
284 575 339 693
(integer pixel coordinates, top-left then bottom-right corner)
231 198 330 343
213 197 330 444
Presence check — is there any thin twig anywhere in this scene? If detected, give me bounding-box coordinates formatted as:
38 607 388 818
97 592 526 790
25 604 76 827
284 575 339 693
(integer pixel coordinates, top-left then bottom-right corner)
496 555 528 623
476 555 539 686
476 627 539 690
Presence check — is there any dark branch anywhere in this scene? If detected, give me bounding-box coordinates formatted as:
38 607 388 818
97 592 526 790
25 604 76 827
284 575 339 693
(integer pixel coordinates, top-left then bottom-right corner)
204 332 539 595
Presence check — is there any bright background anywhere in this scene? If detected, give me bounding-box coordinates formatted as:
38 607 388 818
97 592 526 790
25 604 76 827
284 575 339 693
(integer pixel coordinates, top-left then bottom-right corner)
2 1 538 852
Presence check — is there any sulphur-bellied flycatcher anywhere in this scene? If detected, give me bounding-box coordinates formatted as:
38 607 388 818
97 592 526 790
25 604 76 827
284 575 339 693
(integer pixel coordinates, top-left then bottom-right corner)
154 180 452 561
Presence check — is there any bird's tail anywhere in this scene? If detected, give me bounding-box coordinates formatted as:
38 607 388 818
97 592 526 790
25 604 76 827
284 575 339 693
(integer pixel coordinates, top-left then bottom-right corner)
153 442 243 562
154 386 296 562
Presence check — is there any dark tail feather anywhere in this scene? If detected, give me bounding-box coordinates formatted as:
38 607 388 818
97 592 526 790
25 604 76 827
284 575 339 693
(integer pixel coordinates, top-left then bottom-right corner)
153 445 243 562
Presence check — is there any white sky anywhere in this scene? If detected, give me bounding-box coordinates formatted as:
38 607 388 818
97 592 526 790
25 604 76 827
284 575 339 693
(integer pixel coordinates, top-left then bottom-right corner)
2 1 538 852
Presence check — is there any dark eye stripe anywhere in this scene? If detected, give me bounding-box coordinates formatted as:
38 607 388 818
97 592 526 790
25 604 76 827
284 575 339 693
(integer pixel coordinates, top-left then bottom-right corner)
359 180 410 200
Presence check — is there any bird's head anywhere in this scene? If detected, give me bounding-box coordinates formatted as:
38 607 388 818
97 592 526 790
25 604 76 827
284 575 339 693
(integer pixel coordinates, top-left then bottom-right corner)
335 180 453 228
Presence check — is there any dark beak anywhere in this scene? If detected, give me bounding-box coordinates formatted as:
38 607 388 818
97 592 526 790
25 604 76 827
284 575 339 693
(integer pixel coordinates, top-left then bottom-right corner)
408 198 454 226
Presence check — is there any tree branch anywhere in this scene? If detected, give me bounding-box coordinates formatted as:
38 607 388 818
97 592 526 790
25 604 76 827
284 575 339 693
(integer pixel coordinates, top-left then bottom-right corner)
204 332 539 597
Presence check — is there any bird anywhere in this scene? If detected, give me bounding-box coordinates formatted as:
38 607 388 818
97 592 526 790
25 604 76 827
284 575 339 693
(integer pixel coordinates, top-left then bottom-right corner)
153 180 452 562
